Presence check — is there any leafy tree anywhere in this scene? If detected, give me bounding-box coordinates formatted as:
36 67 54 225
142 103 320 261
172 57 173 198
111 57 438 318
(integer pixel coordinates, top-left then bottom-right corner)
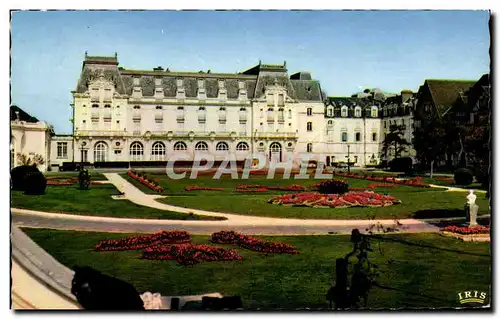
16 153 45 167
381 125 410 160
413 122 447 178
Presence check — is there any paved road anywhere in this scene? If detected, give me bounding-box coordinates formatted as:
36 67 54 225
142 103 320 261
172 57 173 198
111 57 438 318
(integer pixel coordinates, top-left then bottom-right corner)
12 209 441 235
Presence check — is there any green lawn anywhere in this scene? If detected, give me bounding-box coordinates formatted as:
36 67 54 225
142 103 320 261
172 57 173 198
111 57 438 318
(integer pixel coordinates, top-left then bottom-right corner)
124 173 489 220
11 184 224 220
23 228 491 310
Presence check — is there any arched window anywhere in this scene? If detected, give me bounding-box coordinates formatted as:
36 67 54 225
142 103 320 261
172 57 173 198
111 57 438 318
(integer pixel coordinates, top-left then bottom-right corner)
173 141 187 151
269 142 281 152
94 141 108 162
195 141 209 151
278 108 284 119
216 142 229 151
341 106 348 117
307 143 313 153
371 106 378 118
236 142 249 151
288 109 292 119
354 106 362 117
307 107 312 116
151 142 165 160
130 142 144 161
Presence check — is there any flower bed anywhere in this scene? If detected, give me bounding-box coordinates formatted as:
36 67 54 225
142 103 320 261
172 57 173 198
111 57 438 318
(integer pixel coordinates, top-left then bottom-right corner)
128 170 164 193
46 178 77 186
268 191 402 208
211 231 300 254
141 244 242 265
185 186 225 191
441 225 490 235
332 172 430 188
235 184 307 192
94 230 191 251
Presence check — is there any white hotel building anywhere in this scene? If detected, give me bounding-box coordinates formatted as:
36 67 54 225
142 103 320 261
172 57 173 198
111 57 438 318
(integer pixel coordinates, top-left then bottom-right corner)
52 54 416 170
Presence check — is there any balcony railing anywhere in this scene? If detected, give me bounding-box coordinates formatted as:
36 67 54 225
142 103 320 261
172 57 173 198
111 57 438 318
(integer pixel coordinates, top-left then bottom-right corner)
76 130 125 137
255 132 297 139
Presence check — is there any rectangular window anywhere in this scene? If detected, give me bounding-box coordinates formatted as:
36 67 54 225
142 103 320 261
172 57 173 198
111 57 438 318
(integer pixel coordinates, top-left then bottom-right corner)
307 143 312 153
372 132 377 142
355 132 361 142
57 142 68 158
354 156 358 163
341 132 348 142
307 108 312 116
307 122 312 132
278 94 284 106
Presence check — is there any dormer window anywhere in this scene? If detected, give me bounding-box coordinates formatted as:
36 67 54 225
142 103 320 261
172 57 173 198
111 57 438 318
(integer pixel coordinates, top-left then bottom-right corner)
354 107 362 117
327 107 333 117
371 106 378 118
278 94 284 106
341 106 348 117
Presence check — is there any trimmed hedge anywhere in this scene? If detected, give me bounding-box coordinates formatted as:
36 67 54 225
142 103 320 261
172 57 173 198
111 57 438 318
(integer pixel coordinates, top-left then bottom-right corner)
316 179 349 195
23 171 47 195
11 165 40 191
454 168 473 186
389 157 413 173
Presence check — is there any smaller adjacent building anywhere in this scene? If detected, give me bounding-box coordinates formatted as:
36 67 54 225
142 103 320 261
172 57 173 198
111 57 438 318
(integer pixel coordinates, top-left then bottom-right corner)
10 105 53 172
49 135 75 171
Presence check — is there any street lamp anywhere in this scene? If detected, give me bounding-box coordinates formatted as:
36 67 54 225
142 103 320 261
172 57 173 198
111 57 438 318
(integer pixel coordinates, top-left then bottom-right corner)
346 144 351 173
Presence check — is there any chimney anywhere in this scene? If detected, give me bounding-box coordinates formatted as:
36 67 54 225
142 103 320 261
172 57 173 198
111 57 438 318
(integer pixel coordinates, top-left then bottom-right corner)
401 89 413 103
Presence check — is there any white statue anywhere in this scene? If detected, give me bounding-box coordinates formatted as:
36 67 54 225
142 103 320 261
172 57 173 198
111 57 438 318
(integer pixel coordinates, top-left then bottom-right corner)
467 190 477 206
466 190 478 227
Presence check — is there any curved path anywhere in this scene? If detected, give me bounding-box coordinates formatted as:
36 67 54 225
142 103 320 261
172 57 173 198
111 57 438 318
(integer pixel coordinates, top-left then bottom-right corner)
429 184 487 193
11 172 475 235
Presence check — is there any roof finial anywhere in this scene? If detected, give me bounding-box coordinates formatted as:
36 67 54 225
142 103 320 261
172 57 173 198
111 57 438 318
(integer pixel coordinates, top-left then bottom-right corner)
85 51 88 58
259 60 261 66
284 60 286 67
114 52 118 59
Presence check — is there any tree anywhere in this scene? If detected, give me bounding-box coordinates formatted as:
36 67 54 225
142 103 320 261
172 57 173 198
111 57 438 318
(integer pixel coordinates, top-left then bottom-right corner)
381 125 410 160
413 122 447 178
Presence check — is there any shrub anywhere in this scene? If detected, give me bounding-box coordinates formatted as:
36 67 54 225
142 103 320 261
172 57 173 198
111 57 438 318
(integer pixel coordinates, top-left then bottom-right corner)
11 165 40 191
316 179 349 194
454 168 473 186
23 171 47 195
389 157 413 172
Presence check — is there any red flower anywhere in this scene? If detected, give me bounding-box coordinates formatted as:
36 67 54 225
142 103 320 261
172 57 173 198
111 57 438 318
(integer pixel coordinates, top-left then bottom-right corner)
442 225 490 235
211 231 300 254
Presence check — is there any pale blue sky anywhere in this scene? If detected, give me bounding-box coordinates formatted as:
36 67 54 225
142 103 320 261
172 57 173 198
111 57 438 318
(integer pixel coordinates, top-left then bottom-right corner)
11 10 490 133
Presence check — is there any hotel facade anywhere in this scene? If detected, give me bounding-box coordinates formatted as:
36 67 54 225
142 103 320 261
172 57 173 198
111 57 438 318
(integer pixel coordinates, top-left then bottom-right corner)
36 54 420 171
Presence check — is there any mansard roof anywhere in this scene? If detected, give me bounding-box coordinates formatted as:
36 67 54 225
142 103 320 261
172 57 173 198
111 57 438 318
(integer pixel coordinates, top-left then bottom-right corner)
326 97 370 107
74 54 324 101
